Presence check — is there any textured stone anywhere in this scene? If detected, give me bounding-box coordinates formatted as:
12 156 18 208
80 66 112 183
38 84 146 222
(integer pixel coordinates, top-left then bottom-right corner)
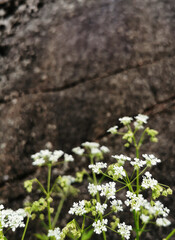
0 0 175 239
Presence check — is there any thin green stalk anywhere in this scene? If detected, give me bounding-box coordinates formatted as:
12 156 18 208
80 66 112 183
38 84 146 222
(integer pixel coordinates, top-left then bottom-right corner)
21 215 30 240
35 179 48 196
164 229 175 240
47 164 52 230
52 196 65 228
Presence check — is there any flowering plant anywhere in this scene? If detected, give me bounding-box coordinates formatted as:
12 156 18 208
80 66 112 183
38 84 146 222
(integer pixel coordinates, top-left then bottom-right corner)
0 114 174 240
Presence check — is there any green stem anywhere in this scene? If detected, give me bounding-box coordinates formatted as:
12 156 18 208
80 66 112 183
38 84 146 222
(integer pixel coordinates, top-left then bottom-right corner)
52 197 65 228
164 229 175 240
47 164 52 230
21 215 30 240
35 178 48 196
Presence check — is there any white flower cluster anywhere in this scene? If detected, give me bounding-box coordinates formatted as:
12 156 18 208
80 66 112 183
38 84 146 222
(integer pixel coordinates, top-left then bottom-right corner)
125 191 147 212
141 172 158 190
31 150 74 166
134 114 149 129
156 217 171 227
72 146 85 156
117 222 132 240
113 165 126 179
144 201 170 218
112 154 131 165
100 182 116 199
48 227 61 240
68 200 87 216
140 214 150 223
92 219 108 234
59 175 76 186
119 116 133 125
107 126 118 134
142 154 161 167
96 202 107 214
110 200 123 212
88 182 116 199
73 142 110 158
0 205 26 232
89 162 107 174
130 158 146 170
88 183 102 197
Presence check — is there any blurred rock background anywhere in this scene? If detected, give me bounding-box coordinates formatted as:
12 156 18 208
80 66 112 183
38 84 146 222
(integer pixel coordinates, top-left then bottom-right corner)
0 0 175 239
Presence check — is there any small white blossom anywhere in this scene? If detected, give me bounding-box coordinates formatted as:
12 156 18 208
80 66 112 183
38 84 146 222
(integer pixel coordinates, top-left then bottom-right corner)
141 172 158 190
107 126 118 134
89 162 107 174
140 214 150 223
88 183 101 196
134 114 149 129
130 158 146 170
142 154 161 167
117 222 132 240
119 116 133 125
60 175 76 186
110 200 123 212
135 114 149 124
0 208 26 231
90 148 102 155
113 166 126 179
100 182 116 199
92 219 108 234
156 218 171 227
64 154 74 162
48 227 61 240
96 202 107 214
31 149 64 166
69 200 87 216
125 191 147 212
72 147 85 155
100 146 110 153
144 201 170 217
112 154 131 165
82 142 100 149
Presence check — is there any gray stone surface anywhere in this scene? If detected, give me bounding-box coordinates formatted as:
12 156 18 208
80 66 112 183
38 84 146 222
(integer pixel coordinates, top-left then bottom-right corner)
0 0 175 239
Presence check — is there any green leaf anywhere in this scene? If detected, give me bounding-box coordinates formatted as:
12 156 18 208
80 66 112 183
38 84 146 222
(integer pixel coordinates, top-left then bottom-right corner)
34 233 49 240
81 229 94 240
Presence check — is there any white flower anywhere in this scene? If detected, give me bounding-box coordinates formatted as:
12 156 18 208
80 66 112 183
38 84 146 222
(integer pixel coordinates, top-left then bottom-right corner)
112 154 131 165
0 208 26 231
107 126 118 134
140 214 150 223
125 191 147 212
142 154 161 166
90 148 102 155
135 114 149 124
141 172 158 190
100 182 116 199
92 219 108 234
100 146 110 153
119 116 133 125
130 158 146 170
48 227 61 240
96 202 107 214
117 222 132 240
64 153 74 162
60 175 76 186
31 149 64 166
72 147 85 156
156 218 171 227
144 200 170 217
69 200 87 216
89 162 107 174
113 166 126 179
82 142 100 149
134 114 149 129
88 183 101 196
110 200 123 212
